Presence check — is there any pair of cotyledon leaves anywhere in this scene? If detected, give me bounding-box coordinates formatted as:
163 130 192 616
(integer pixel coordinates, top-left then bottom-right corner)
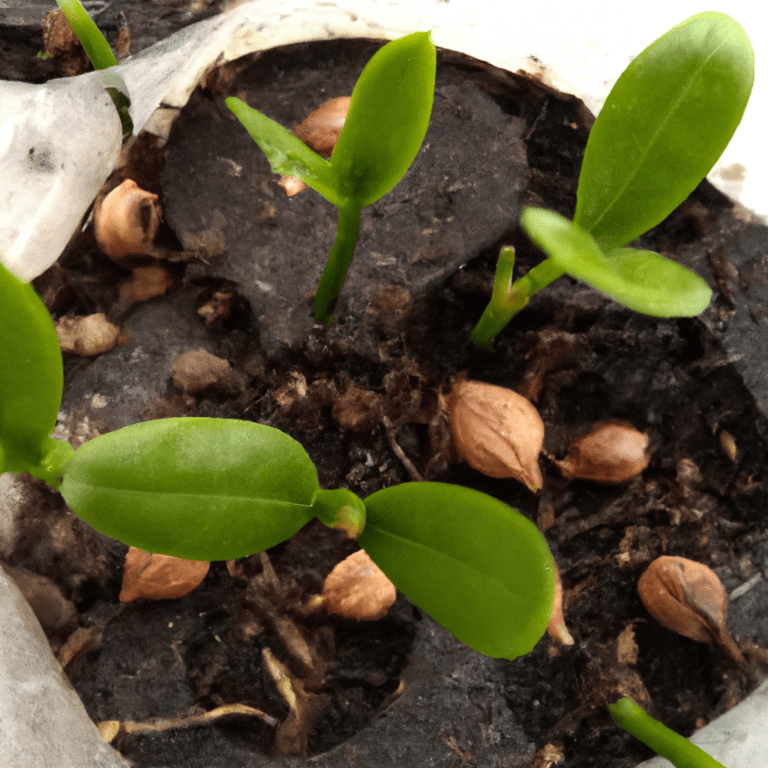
0 260 554 661
7 32 552 663
523 12 753 318
225 31 436 210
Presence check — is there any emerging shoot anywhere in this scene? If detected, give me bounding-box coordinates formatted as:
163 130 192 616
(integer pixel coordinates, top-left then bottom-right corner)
471 12 754 348
609 697 727 768
226 32 436 324
55 0 133 136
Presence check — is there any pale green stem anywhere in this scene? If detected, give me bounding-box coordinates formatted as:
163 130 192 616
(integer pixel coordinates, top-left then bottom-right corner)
609 698 727 768
314 203 363 325
470 250 565 349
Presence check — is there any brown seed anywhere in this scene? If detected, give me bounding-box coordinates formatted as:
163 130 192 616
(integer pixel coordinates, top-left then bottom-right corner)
638 556 743 662
119 547 210 602
94 179 162 260
555 420 650 484
322 549 396 621
445 379 544 491
279 97 351 196
293 96 351 157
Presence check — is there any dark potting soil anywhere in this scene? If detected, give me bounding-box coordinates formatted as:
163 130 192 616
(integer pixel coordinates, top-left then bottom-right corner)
4 18 768 768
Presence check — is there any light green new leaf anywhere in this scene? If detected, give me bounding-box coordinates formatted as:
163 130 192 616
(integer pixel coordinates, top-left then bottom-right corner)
521 208 711 317
331 31 436 206
0 262 64 473
225 97 344 206
359 483 555 660
575 12 754 250
59 418 318 561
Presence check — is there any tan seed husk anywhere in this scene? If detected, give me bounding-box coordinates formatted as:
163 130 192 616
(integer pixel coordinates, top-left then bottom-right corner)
555 420 650 484
279 97 351 196
638 556 743 662
445 380 544 491
119 547 210 602
322 549 396 621
95 179 162 260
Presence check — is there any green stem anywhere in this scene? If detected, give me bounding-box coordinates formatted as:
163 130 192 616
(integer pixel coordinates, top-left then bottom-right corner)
609 698 727 768
56 0 118 70
314 203 363 324
470 252 565 349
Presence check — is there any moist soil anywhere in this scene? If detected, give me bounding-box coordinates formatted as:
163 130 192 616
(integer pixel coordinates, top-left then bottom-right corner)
4 10 768 768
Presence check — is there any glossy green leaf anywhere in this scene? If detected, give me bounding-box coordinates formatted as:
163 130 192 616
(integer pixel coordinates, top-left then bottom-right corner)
521 208 711 317
330 31 436 207
225 97 344 206
574 12 754 250
59 418 318 560
0 262 64 473
358 482 555 660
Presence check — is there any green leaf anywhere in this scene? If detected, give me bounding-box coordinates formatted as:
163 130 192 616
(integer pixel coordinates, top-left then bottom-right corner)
358 483 555 660
330 31 436 207
521 208 711 317
59 418 318 561
225 97 344 206
574 12 754 250
0 262 64 473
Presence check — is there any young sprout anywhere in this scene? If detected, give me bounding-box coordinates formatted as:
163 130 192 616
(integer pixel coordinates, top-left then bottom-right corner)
226 32 436 324
55 0 133 136
471 12 754 349
55 0 117 69
2 260 556 663
609 697 727 768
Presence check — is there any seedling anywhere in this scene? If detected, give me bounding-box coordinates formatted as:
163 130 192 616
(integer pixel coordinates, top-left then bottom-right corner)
610 697 727 768
471 12 754 348
55 0 133 136
0 260 554 661
226 32 436 324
